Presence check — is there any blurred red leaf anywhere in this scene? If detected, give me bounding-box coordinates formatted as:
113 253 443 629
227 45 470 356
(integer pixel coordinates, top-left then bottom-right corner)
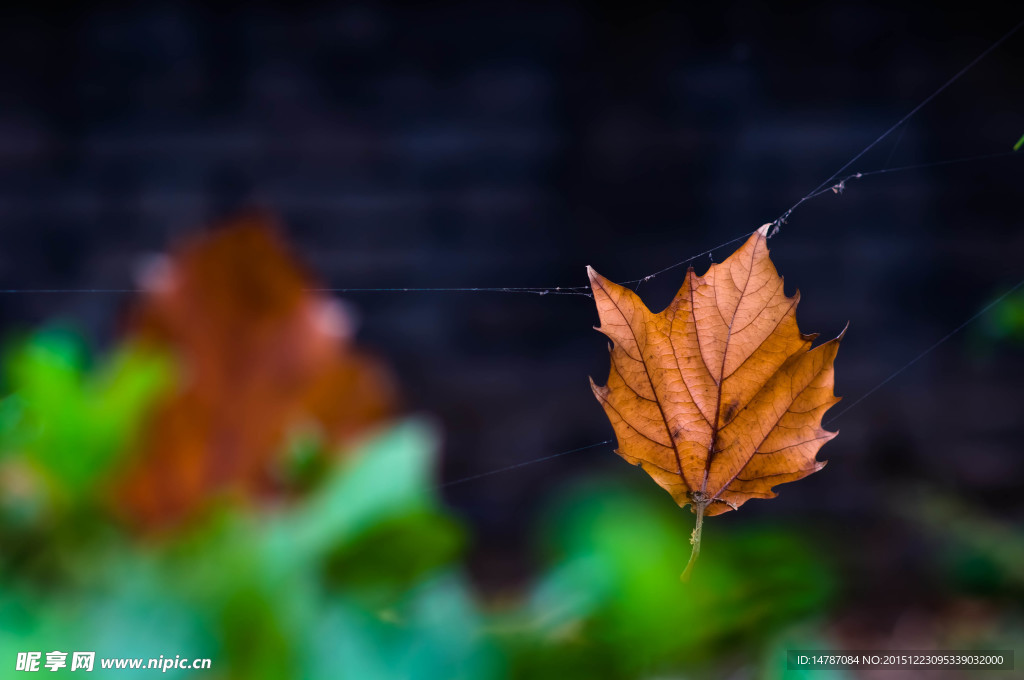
114 215 395 529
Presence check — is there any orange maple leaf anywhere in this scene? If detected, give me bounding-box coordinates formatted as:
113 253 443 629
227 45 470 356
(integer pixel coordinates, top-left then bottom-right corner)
588 225 843 578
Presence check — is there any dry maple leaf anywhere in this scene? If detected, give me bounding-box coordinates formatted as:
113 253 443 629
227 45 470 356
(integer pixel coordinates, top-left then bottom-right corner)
114 215 395 529
588 224 843 579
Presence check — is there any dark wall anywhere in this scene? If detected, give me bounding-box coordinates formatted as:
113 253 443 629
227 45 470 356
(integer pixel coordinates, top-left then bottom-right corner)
0 2 1021 587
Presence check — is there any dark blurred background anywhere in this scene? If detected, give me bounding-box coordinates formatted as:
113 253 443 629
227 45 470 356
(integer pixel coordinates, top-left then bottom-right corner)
0 0 1021 624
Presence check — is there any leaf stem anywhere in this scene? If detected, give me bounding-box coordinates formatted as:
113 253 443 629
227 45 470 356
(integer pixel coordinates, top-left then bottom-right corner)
681 501 705 581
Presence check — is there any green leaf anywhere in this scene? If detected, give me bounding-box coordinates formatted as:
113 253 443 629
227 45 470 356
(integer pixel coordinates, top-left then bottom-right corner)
0 329 173 504
519 478 836 676
271 419 444 565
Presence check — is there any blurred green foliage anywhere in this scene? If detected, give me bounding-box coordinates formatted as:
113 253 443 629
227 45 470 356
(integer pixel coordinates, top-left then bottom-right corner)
0 328 172 508
0 328 849 678
505 478 837 678
903 489 1024 596
979 290 1024 345
0 418 493 679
